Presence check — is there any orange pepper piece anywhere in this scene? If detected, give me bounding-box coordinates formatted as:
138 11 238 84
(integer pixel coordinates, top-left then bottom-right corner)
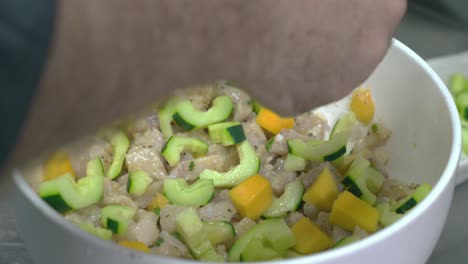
229 174 273 220
256 108 294 135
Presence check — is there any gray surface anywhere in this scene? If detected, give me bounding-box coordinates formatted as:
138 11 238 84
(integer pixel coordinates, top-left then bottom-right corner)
2 7 468 264
395 6 468 59
430 180 468 264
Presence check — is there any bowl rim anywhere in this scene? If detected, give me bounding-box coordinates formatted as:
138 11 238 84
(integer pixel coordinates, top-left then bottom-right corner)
12 38 462 263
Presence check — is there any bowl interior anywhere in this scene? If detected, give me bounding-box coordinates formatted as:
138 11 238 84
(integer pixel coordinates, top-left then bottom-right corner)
363 44 457 186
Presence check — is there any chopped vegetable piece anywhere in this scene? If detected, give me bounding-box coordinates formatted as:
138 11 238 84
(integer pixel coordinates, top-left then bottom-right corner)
39 158 104 213
78 223 112 240
204 221 236 244
256 107 294 135
107 131 130 180
291 217 333 254
284 154 306 172
329 191 379 233
287 132 348 162
376 202 402 227
43 150 76 181
208 121 246 146
342 156 382 205
161 136 209 167
331 154 356 175
286 250 304 258
265 137 275 152
329 113 357 139
392 183 432 214
450 74 467 96
371 123 379 133
456 91 468 121
302 167 339 211
250 100 263 114
199 141 260 187
101 205 137 235
188 161 195 171
333 236 359 248
240 237 283 261
146 193 169 211
155 237 164 246
263 179 304 218
127 170 153 196
365 166 385 194
153 208 161 215
349 87 375 124
463 128 468 154
229 174 273 220
163 178 214 206
176 208 224 261
173 95 233 130
158 97 181 139
228 218 295 262
118 240 151 253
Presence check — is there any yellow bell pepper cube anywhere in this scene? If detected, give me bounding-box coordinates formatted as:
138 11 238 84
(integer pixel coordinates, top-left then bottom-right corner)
291 217 334 254
118 240 151 253
43 150 76 181
146 193 169 212
229 174 273 220
349 87 375 124
329 191 379 233
302 167 338 211
256 107 295 135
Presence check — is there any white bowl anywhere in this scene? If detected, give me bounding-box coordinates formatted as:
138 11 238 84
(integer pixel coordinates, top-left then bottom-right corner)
13 39 461 264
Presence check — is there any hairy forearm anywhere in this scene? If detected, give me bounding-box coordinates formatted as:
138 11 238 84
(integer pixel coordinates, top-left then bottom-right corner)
10 0 406 166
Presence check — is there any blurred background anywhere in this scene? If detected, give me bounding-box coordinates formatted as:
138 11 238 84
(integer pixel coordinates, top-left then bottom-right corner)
1 1 468 263
396 0 468 58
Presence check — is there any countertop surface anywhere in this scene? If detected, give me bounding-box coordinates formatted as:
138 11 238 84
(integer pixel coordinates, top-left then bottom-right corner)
2 6 468 264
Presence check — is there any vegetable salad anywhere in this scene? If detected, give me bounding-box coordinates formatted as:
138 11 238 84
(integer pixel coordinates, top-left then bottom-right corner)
449 74 468 154
35 81 431 262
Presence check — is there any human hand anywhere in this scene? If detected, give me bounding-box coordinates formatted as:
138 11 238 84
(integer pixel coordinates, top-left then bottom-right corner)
11 0 407 165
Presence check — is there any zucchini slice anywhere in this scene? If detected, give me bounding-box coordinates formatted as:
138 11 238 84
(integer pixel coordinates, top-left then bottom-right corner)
265 137 275 152
161 136 209 167
203 221 236 244
106 131 130 180
284 154 306 172
333 236 359 248
228 218 295 262
287 113 355 162
240 238 283 261
208 121 246 146
456 92 468 121
375 202 403 227
450 74 467 96
198 141 260 187
341 156 379 205
100 205 137 235
78 222 113 240
392 183 432 214
173 95 233 130
262 179 304 218
365 166 385 193
176 208 224 262
287 132 347 162
163 178 214 206
127 170 153 196
158 97 181 139
330 113 357 139
39 158 104 213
